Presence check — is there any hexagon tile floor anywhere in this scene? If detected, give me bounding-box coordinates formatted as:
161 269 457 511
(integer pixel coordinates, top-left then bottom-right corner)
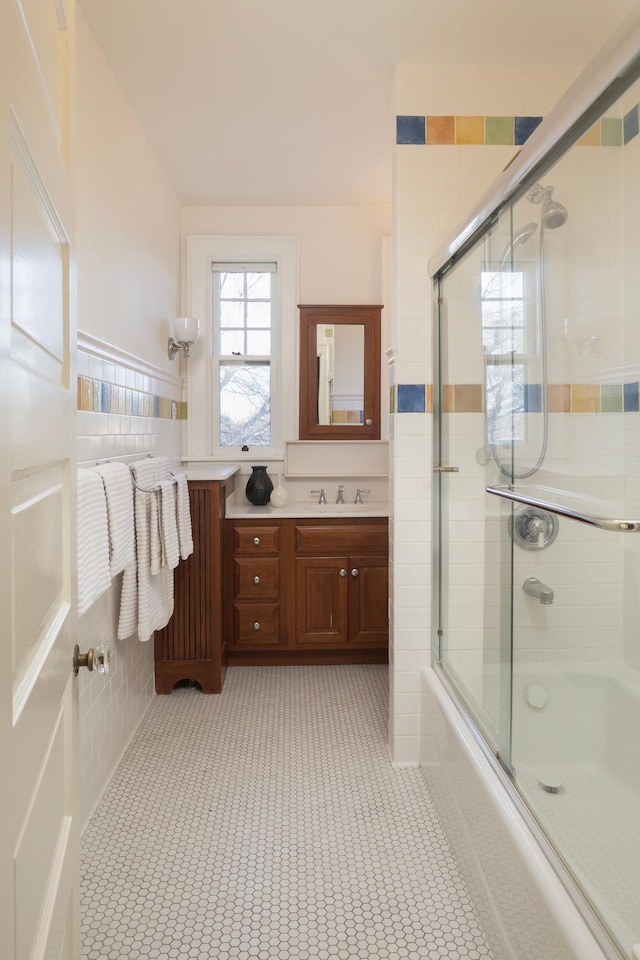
81 665 494 960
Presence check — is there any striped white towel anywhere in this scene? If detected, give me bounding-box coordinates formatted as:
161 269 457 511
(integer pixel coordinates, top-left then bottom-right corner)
175 474 194 560
118 457 174 642
159 480 180 570
77 468 112 616
149 489 163 575
94 462 135 576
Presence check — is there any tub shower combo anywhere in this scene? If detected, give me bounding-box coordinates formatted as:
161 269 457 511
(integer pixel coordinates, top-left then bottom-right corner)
426 10 640 960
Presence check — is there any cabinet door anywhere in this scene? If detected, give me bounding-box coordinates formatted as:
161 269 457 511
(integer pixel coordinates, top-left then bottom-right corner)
349 555 389 645
296 558 349 645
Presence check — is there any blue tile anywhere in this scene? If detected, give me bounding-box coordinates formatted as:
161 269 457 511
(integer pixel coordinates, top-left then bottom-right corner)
101 381 110 412
624 381 639 411
624 104 639 144
396 116 426 145
514 116 543 145
523 383 542 413
397 384 426 413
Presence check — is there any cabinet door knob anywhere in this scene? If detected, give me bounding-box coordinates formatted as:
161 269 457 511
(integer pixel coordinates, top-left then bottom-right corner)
351 568 359 577
253 622 260 631
253 575 261 584
339 568 347 577
253 537 261 546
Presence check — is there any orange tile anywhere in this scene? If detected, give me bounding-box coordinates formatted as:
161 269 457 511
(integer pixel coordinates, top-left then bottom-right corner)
332 410 347 423
454 384 483 413
577 123 600 147
426 384 433 414
456 116 484 145
441 384 453 413
426 116 455 145
547 384 570 412
571 384 600 413
78 376 92 411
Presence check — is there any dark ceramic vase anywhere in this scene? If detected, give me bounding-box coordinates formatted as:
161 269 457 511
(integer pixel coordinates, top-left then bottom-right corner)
245 465 273 506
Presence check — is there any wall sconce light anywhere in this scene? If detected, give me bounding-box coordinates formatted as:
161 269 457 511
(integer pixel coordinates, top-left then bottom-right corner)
168 317 200 360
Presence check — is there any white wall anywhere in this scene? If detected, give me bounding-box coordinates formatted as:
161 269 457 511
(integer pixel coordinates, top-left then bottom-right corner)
76 11 182 829
391 65 581 763
182 205 390 305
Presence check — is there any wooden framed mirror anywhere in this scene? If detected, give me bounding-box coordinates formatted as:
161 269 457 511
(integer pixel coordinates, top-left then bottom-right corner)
298 304 382 441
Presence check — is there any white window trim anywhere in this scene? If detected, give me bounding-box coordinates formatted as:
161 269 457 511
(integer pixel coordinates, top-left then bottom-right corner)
185 235 299 461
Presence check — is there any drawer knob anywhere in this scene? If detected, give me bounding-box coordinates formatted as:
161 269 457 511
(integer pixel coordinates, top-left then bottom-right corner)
253 537 261 546
253 575 261 584
351 568 359 577
340 568 347 577
253 621 260 631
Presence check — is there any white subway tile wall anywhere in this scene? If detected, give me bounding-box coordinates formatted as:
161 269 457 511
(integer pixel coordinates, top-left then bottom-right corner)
391 65 583 763
77 337 183 829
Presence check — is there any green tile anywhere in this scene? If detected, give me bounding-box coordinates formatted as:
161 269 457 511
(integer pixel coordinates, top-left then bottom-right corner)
601 117 623 146
601 384 623 412
389 385 397 414
485 116 514 145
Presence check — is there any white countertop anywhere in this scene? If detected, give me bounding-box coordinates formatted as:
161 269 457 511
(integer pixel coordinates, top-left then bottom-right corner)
225 499 389 519
184 464 241 481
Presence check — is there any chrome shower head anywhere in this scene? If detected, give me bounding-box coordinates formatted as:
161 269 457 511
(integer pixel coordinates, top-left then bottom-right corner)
541 197 568 229
527 182 568 229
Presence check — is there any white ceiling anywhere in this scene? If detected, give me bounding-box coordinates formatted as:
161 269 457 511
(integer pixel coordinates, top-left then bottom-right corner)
78 0 639 207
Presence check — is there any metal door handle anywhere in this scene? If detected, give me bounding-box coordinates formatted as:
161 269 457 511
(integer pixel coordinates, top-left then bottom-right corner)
433 466 459 472
73 641 110 677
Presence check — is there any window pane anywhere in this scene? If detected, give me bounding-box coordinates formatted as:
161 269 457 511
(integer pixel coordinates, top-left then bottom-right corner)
220 330 245 355
219 362 271 446
220 300 244 328
246 301 271 327
246 330 271 355
486 365 525 445
481 270 524 299
246 273 271 299
220 272 245 299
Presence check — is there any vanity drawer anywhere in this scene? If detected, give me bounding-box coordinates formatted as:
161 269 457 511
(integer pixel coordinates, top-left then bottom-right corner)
295 522 388 555
232 524 281 554
233 558 279 600
233 603 283 647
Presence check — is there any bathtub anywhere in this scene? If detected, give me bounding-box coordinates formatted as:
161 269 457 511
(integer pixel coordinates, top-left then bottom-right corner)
420 664 638 960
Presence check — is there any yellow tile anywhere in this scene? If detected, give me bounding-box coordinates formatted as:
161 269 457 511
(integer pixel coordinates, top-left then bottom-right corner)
577 122 600 147
332 410 347 423
571 384 600 413
456 116 484 145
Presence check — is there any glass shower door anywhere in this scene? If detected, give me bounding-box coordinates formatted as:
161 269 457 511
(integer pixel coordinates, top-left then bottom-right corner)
433 227 515 769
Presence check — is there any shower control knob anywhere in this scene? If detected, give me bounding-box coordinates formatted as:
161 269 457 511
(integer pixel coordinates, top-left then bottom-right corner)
510 505 559 551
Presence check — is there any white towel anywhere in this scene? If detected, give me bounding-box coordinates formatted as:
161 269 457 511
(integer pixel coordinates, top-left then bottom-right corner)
77 468 112 616
159 480 180 570
118 457 174 642
94 462 135 576
174 474 194 560
149 489 163 575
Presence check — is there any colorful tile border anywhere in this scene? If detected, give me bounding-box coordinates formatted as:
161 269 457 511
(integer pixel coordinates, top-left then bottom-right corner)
396 115 625 147
392 383 640 414
77 375 187 420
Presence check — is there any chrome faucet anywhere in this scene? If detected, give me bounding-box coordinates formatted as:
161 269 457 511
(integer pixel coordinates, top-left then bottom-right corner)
311 488 327 505
336 484 345 504
354 488 370 504
523 577 554 605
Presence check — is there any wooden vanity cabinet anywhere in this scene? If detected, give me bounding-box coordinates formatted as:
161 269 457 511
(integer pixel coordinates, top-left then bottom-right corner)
225 517 388 665
154 479 229 694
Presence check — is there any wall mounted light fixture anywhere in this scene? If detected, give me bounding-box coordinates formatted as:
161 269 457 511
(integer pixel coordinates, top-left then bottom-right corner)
168 317 200 360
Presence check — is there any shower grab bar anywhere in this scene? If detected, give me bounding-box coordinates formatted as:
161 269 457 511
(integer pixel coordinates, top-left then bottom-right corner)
486 484 640 533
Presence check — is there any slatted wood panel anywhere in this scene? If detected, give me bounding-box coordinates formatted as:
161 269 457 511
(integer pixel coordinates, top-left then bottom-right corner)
154 481 227 693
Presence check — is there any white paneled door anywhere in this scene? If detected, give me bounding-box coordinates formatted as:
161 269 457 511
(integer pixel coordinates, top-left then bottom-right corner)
0 1 79 959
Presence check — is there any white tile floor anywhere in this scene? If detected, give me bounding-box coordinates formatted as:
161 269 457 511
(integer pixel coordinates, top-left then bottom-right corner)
81 665 494 960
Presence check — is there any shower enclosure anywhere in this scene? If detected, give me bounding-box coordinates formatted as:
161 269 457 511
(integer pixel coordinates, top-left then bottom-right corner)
430 15 640 960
